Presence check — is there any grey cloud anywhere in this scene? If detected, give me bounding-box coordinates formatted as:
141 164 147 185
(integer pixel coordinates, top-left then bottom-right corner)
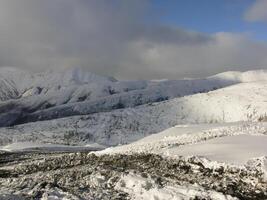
114 32 267 79
132 25 213 45
0 0 267 79
244 0 267 22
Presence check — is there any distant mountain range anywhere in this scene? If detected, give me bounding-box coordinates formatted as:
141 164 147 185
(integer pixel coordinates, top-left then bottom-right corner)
0 67 267 146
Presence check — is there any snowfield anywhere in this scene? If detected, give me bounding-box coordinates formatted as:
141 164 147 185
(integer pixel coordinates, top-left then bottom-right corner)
99 122 267 156
99 122 267 176
170 134 267 165
1 68 267 199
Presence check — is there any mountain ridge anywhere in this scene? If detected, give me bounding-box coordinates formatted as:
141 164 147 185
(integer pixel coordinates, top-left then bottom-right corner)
0 68 267 146
0 67 261 127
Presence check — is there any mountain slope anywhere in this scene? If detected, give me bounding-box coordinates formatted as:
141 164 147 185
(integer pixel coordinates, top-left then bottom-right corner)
1 68 267 127
0 79 267 146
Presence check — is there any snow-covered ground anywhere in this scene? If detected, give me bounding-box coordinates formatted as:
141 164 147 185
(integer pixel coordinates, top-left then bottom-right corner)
96 122 267 199
169 135 267 165
115 172 238 200
1 68 267 199
99 122 267 164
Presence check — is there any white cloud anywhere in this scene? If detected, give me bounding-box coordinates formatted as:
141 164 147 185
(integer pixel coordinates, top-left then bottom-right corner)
244 0 267 22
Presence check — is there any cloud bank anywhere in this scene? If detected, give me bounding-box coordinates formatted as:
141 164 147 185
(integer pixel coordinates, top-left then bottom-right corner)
0 0 267 79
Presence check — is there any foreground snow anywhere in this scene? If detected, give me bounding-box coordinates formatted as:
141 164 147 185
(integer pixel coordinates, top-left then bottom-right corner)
100 122 267 178
100 122 267 158
115 172 238 200
170 134 267 165
1 151 266 199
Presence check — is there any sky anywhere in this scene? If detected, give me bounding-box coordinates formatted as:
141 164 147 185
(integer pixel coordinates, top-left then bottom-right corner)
1 0 267 79
153 0 267 40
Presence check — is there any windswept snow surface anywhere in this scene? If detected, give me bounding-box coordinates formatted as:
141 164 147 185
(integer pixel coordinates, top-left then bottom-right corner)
100 122 267 182
99 122 267 159
170 134 267 165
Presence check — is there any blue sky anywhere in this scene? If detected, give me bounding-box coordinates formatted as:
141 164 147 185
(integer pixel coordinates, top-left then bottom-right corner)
152 0 267 41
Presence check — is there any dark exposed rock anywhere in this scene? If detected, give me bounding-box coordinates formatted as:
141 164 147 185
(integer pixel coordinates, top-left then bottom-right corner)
0 152 267 199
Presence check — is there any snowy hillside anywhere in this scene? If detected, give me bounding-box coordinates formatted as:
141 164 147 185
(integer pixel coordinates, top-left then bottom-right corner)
0 79 267 146
0 67 116 95
1 68 267 199
1 68 267 128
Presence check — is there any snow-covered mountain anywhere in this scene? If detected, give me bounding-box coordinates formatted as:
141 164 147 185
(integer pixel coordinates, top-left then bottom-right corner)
0 67 116 96
1 67 267 128
0 67 267 146
1 67 267 199
0 68 222 126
